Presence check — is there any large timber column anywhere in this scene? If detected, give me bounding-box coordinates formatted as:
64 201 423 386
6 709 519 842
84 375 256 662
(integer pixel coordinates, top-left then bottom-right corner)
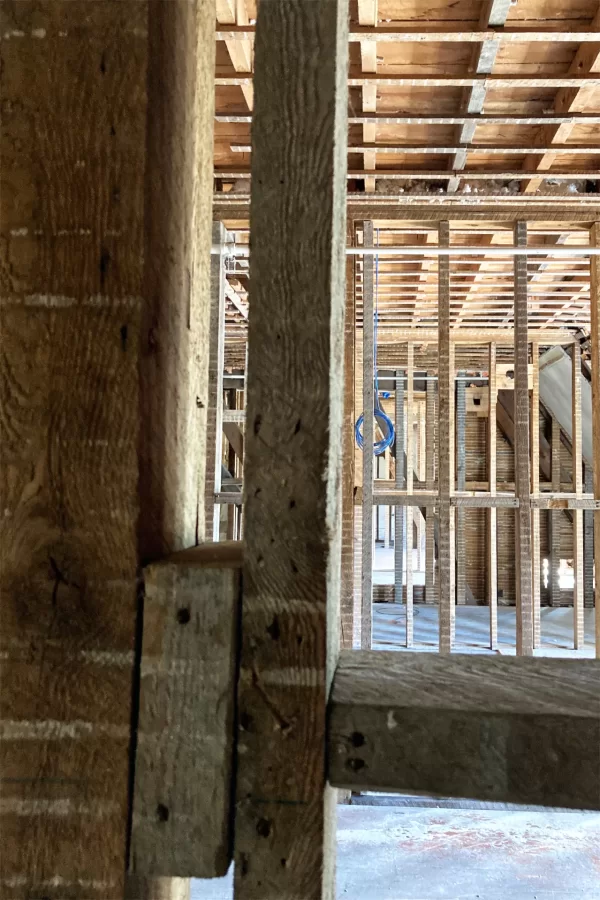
438 220 455 653
233 2 349 898
590 222 600 658
514 221 534 657
1 3 216 897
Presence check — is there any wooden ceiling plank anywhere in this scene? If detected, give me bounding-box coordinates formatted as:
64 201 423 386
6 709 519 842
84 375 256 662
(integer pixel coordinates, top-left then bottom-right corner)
521 10 600 194
359 0 378 191
219 0 254 111
216 113 600 124
449 0 511 192
216 26 600 42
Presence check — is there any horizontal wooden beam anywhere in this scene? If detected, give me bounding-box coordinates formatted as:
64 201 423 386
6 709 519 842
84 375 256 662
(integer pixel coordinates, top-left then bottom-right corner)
216 169 600 181
217 26 600 42
328 651 600 809
369 492 519 508
216 113 600 125
216 74 600 87
232 143 600 155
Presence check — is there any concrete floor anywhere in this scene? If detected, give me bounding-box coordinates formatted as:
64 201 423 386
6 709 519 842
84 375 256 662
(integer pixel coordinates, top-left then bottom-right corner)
191 805 600 899
371 604 597 656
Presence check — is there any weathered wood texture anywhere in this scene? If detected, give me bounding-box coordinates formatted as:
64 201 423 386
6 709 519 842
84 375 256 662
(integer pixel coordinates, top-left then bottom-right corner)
329 651 600 809
0 3 216 896
550 416 562 608
131 549 241 877
341 223 356 649
455 371 466 606
0 5 145 894
531 343 541 649
139 0 215 560
361 220 374 649
394 369 405 606
572 343 585 650
205 223 227 540
234 1 349 898
513 221 533 657
591 222 600 658
405 345 414 646
488 343 498 648
425 379 436 605
438 221 455 652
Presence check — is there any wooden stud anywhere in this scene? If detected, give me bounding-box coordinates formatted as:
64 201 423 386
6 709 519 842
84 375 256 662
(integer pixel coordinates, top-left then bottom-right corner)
341 222 356 649
456 370 467 605
418 404 426 570
531 342 541 649
438 221 455 653
550 416 562 609
131 547 241 877
425 379 436 605
328 652 600 809
513 221 534 657
361 221 375 650
406 343 414 647
233 1 348 897
488 343 498 650
592 222 600 658
584 465 595 609
394 369 405 607
206 223 227 541
572 342 585 649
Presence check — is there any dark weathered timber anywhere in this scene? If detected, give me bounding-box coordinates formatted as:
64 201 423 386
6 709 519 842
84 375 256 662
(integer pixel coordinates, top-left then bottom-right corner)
513 221 533 657
328 652 600 808
233 1 349 898
131 551 240 877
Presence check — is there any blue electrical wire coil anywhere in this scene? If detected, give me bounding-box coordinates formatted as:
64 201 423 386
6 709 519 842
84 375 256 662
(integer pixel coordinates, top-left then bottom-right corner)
356 229 396 457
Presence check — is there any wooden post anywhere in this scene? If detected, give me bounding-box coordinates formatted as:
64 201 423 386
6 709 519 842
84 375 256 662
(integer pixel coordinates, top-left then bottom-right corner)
572 342 585 649
425 378 436 604
206 222 227 540
584 465 594 609
456 370 467 605
1 3 216 897
531 341 541 648
341 222 356 650
418 404 426 571
233 1 348 897
438 220 455 653
592 221 600 658
514 220 534 657
488 343 498 649
406 344 415 646
361 220 374 649
550 415 562 607
395 369 405 605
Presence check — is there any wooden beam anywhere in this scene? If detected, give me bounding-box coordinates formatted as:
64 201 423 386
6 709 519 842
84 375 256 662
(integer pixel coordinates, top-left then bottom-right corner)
550 415 562 607
1 3 216 897
488 343 498 649
328 652 600 809
572 342 585 649
341 222 356 650
438 221 455 652
218 0 254 111
131 548 241 877
406 344 414 646
216 167 600 181
448 0 510 191
358 0 378 192
425 379 436 605
395 369 405 606
514 221 534 656
217 74 600 87
592 222 600 658
233 1 348 897
521 11 600 193
531 342 541 649
216 113 600 125
455 370 467 605
206 223 227 541
217 25 600 42
234 142 600 154
361 221 374 650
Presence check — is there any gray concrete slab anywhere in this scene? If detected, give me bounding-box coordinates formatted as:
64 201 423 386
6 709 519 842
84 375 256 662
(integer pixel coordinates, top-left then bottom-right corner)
191 806 600 899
